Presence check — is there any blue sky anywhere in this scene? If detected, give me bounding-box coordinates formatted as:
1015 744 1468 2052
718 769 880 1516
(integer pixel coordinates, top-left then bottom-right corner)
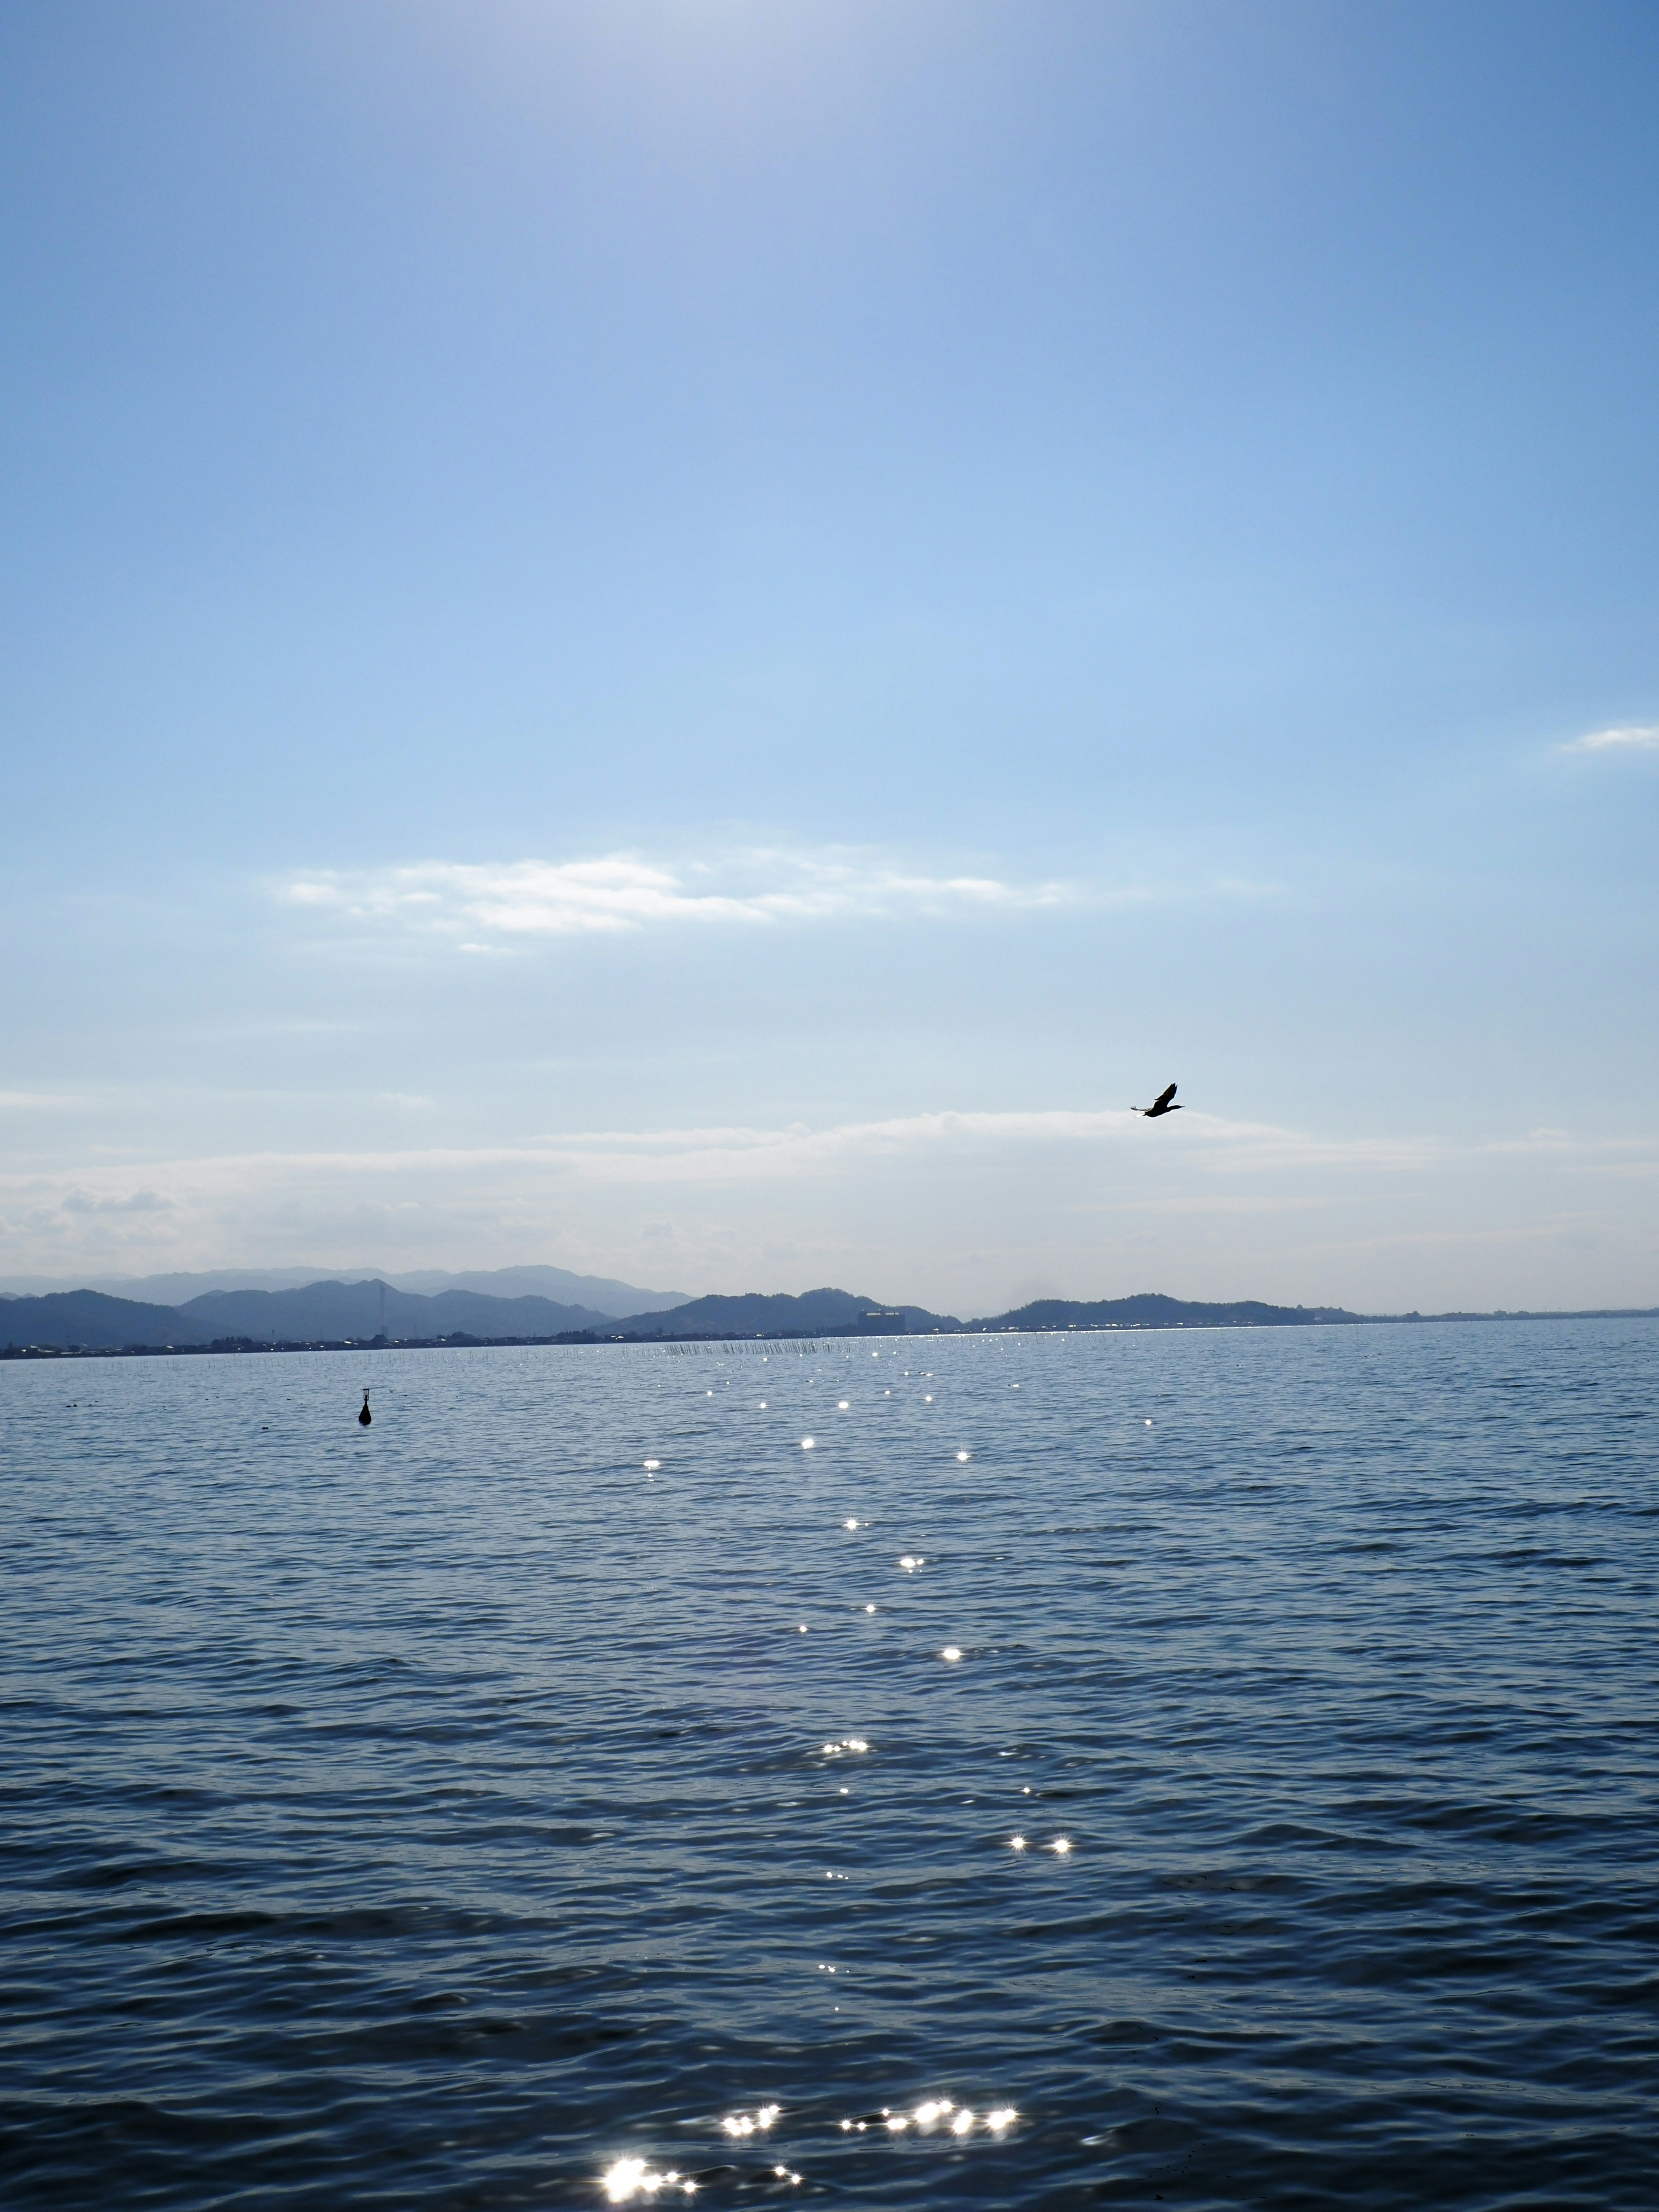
3 0 1656 1313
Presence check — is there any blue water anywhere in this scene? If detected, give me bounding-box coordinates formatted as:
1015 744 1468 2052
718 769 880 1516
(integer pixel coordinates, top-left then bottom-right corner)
3 1321 1656 2209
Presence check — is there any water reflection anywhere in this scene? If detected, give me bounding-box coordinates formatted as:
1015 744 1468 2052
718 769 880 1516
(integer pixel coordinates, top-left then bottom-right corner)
601 2157 697 2201
839 2098 1019 2142
605 2087 1018 2202
722 2105 780 2136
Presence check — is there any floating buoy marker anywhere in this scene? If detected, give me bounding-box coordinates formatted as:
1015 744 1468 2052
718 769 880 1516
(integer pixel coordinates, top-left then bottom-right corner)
358 1390 372 1427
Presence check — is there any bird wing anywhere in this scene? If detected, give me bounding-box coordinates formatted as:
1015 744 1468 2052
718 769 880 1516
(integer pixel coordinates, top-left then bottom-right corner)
1154 1082 1177 1111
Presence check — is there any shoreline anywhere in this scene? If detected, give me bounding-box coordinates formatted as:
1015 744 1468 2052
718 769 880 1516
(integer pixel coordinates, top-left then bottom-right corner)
6 1306 1657 1361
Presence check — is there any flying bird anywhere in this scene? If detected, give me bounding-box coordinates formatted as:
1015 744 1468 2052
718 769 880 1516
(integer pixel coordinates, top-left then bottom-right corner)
1137 1083 1182 1119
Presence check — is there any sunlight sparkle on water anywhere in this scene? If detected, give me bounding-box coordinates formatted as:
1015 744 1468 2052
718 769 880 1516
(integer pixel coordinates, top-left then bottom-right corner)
721 2104 780 2137
602 2157 696 2201
941 1646 963 1663
843 2097 1018 2144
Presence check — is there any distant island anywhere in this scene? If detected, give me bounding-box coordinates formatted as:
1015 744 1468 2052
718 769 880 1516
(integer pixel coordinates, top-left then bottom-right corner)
2 1279 1655 1357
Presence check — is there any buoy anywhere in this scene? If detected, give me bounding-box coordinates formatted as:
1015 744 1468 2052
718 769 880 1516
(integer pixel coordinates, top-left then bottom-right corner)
358 1390 372 1427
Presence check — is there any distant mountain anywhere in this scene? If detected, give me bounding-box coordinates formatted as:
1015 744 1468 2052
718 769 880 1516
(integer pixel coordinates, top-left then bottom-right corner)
118 1268 341 1302
178 1281 613 1341
11 1280 1634 1358
607 1288 1363 1338
973 1294 1362 1330
0 1262 692 1315
382 1265 691 1316
612 1287 959 1337
0 1268 342 1301
0 1290 215 1351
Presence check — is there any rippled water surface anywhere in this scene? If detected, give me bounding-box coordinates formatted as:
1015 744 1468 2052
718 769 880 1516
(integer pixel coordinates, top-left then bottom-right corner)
4 1321 1657 2209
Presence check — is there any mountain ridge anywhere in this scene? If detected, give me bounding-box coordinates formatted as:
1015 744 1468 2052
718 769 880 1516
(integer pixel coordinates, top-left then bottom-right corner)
175 1282 616 1341
6 1279 1655 1354
0 1263 690 1315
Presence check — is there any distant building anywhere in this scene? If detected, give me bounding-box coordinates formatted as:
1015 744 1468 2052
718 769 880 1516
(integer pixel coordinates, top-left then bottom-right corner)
854 1309 907 1335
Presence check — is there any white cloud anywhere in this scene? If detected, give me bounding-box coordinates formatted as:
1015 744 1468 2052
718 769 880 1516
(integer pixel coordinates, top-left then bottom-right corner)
280 850 1088 941
1560 723 1659 756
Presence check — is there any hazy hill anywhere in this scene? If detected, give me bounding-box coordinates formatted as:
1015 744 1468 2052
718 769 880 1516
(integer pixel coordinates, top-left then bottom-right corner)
612 1290 1365 1337
8 1281 1632 1355
383 1265 691 1315
0 1263 690 1314
612 1287 955 1336
1 1268 339 1301
0 1290 215 1351
178 1281 613 1341
977 1294 1362 1330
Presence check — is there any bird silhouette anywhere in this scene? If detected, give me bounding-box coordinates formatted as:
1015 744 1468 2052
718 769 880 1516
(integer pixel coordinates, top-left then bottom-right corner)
358 1389 372 1427
1137 1082 1182 1118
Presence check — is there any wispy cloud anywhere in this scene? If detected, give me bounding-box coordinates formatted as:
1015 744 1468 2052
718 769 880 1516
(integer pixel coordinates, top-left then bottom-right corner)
60 1186 176 1215
0 1091 82 1109
6 1113 1657 1306
3 1108 1447 1208
11 1113 1653 1219
1560 723 1659 756
281 851 1081 941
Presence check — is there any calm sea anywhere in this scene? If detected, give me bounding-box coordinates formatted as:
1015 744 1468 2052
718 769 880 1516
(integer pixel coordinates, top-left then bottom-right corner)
3 1321 1656 2209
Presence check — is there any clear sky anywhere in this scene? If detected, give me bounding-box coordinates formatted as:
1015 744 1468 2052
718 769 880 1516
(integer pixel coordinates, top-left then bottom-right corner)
3 0 1657 1315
